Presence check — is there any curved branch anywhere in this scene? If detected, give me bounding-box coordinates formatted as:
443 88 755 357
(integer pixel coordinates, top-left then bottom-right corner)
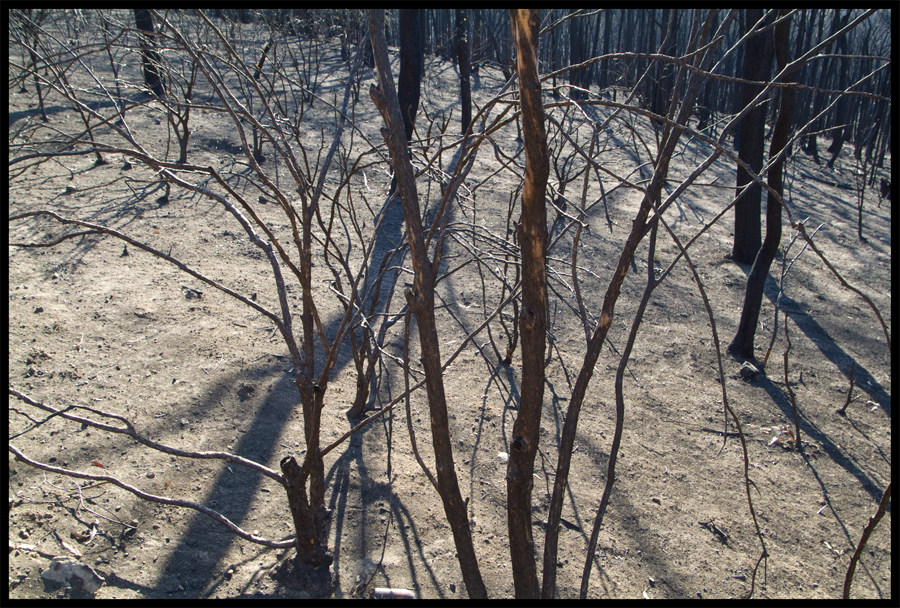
9 387 284 486
9 444 293 549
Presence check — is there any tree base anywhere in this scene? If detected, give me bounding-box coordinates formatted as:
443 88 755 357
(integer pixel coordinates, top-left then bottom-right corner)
272 554 334 598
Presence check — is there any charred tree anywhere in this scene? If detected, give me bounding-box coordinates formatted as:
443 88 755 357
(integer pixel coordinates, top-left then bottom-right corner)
456 9 472 134
730 10 796 361
390 9 424 197
650 9 678 122
133 9 166 100
507 9 549 598
398 9 424 142
568 10 589 100
804 10 843 165
281 456 333 570
368 10 487 599
731 9 774 264
826 10 852 169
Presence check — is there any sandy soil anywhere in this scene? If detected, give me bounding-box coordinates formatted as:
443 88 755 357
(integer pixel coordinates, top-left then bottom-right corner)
8 16 891 599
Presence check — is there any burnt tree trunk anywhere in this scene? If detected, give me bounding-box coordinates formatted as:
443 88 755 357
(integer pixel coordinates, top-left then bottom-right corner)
568 10 588 100
507 9 549 598
804 10 840 165
398 9 423 142
280 455 332 569
390 9 424 197
456 9 472 134
133 10 166 100
732 8 774 264
826 10 852 169
368 10 487 599
730 10 796 361
651 9 678 121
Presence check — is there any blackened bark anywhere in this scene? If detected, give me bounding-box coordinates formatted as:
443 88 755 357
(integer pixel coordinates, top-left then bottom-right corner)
507 9 549 598
730 10 796 361
697 78 712 132
732 9 774 264
398 10 423 142
826 10 852 169
133 10 166 100
568 10 588 100
281 456 333 568
368 10 487 599
600 10 612 90
651 9 677 121
804 10 841 165
390 9 423 196
588 10 602 89
253 39 273 81
456 9 472 134
483 12 513 81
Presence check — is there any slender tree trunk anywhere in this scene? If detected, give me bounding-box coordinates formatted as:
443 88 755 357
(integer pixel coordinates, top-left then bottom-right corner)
804 9 839 165
589 10 602 89
133 10 166 100
398 10 423 142
732 8 774 264
601 10 612 90
368 10 487 599
390 9 424 196
507 8 549 598
730 10 796 361
456 9 472 134
569 10 587 100
651 9 677 120
826 10 852 169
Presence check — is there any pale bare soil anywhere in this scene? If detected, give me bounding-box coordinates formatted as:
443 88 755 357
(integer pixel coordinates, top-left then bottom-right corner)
9 24 891 599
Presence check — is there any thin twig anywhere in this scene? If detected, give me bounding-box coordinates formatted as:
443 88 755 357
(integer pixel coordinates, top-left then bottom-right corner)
843 481 892 599
836 361 857 417
782 314 802 450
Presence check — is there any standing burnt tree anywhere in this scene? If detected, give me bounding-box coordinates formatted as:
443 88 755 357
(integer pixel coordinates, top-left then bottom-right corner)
505 9 549 598
455 8 473 135
389 8 423 198
731 9 774 264
133 9 166 99
369 8 488 599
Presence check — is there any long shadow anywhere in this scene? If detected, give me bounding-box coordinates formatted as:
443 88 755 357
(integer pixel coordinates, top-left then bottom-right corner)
324 417 389 597
750 369 887 505
778 291 890 417
126 352 399 598
320 140 468 401
536 375 698 599
322 367 447 598
81 146 458 599
8 97 120 128
724 265 890 507
795 449 888 598
739 266 891 419
323 192 407 404
139 363 297 597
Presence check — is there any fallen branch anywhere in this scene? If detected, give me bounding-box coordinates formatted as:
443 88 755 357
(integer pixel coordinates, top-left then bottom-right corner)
9 444 294 549
9 387 284 485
